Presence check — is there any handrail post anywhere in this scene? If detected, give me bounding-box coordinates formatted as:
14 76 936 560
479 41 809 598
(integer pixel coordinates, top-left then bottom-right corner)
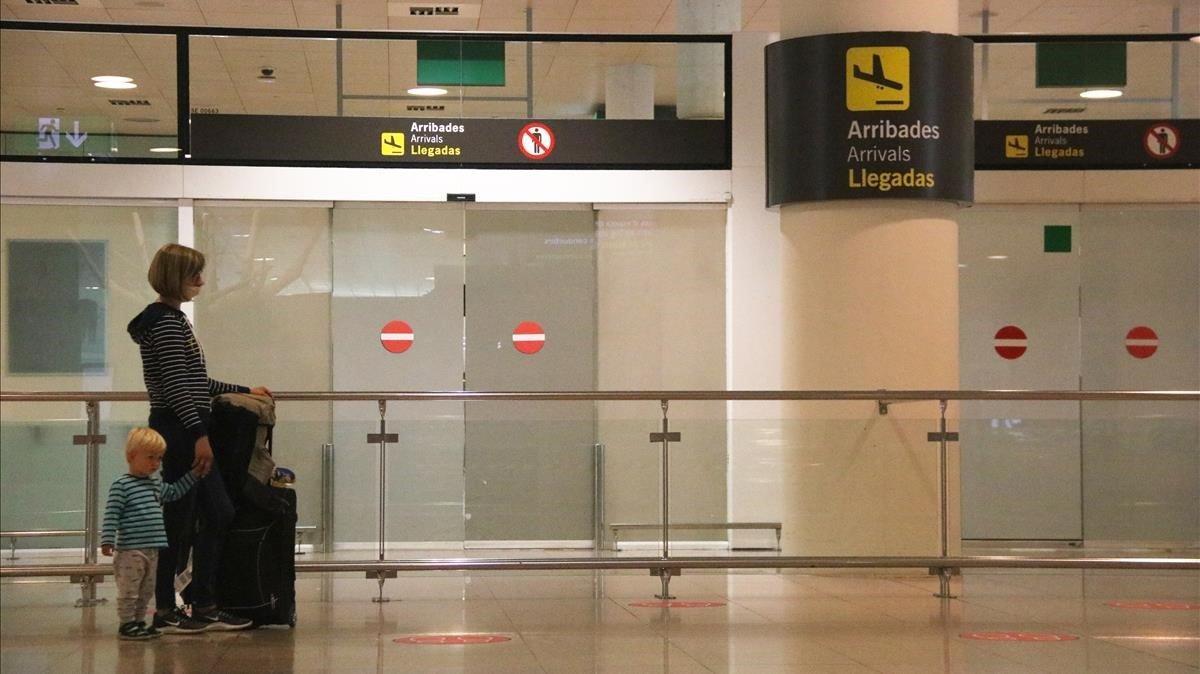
365 399 398 603
76 400 106 607
934 399 957 599
649 399 679 600
321 443 334 554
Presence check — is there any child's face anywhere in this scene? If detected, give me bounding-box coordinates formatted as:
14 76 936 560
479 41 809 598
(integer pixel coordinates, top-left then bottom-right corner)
128 448 165 477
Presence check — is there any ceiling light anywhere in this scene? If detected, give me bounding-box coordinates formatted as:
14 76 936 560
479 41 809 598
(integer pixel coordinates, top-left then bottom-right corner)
148 147 181 153
986 255 1008 260
91 75 132 83
1079 89 1122 99
408 87 448 97
95 80 138 90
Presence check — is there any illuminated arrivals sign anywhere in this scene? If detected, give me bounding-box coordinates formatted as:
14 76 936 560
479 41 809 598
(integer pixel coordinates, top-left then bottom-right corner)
765 32 974 205
976 119 1198 168
190 114 726 168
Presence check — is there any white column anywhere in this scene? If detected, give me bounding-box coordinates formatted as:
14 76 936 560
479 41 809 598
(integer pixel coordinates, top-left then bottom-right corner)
604 64 655 120
776 0 963 556
676 0 740 119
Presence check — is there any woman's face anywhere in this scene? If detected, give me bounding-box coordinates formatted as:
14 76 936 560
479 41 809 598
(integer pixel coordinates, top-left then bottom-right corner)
182 271 205 301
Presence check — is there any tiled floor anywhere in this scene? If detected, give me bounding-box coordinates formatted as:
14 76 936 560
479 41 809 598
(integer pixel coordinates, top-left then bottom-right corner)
2 565 1197 673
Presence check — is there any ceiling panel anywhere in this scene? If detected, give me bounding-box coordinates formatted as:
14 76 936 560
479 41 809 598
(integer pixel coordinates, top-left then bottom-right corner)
1 0 1196 144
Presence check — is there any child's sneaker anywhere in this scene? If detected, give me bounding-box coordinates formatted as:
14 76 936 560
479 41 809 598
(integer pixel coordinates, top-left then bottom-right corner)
191 608 253 631
151 607 206 634
140 622 163 639
118 621 154 640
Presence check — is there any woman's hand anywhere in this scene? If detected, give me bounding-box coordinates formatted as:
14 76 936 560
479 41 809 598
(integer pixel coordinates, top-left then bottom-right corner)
250 385 273 398
193 436 214 476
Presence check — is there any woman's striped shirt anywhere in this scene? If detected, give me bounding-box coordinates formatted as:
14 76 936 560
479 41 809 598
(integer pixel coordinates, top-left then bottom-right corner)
128 303 246 439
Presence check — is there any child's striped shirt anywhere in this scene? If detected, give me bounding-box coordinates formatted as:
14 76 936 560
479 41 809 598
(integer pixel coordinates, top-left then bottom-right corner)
101 472 198 550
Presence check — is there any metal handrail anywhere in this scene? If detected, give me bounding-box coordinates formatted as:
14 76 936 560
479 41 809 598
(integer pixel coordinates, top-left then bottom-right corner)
2 389 1197 402
2 389 1197 602
3 555 1197 579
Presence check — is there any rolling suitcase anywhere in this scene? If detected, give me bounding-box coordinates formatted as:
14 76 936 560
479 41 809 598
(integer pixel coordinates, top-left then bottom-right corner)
217 487 297 627
210 392 297 627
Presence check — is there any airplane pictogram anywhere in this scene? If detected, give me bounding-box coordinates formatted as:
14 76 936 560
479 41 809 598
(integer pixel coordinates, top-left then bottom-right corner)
1005 134 1029 158
853 54 904 91
845 47 910 111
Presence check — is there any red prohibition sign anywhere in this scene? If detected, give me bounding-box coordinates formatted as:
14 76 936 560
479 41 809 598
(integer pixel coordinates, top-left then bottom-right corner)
1124 325 1158 359
518 122 556 160
1143 122 1180 159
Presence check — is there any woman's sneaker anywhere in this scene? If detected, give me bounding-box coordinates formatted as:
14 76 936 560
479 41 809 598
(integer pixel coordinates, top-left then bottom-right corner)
191 608 253 631
118 621 156 640
151 607 206 634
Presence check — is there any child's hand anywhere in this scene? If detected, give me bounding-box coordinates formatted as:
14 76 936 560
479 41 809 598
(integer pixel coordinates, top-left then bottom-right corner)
101 544 114 557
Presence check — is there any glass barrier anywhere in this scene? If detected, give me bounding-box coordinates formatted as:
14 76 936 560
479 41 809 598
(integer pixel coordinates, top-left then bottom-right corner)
0 29 178 158
974 40 1200 120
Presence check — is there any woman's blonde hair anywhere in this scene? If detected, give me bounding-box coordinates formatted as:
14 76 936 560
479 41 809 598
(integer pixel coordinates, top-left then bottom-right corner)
125 427 167 461
148 243 205 300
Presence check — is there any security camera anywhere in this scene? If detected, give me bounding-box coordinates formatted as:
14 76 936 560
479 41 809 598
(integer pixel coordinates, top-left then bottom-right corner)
258 67 276 82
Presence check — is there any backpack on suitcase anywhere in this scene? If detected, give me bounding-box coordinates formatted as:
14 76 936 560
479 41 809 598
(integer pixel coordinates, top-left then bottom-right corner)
209 392 297 627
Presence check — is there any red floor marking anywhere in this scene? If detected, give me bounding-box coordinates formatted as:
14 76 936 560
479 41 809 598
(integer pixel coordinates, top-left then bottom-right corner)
960 631 1079 642
628 600 726 608
1106 601 1200 610
393 634 512 645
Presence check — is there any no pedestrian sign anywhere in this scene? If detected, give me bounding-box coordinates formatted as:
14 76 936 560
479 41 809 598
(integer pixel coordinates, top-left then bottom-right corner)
518 122 555 160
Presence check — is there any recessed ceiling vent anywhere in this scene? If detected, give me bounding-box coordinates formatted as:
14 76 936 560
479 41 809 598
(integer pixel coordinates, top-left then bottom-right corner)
1043 107 1086 114
389 2 480 18
109 99 151 106
407 104 446 111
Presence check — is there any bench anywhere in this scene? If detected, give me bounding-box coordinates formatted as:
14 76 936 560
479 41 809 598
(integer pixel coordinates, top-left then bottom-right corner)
608 522 782 551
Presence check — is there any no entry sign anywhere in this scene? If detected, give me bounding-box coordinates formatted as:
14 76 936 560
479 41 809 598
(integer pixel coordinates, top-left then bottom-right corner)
994 325 1027 360
512 321 545 354
380 320 414 354
1125 326 1158 359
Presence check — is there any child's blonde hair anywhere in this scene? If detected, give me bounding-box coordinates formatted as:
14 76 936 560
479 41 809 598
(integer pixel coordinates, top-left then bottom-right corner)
125 427 167 462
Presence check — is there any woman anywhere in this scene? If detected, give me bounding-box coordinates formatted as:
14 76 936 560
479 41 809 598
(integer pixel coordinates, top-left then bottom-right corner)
127 243 271 633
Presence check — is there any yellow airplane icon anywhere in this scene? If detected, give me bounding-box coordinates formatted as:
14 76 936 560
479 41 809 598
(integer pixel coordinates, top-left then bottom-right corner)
1005 135 1029 158
381 132 405 156
846 47 910 111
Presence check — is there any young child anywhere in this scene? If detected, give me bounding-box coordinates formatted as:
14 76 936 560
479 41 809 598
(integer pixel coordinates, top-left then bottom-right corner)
101 428 201 640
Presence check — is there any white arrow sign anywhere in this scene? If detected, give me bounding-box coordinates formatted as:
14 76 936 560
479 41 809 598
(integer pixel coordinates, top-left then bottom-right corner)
66 120 88 148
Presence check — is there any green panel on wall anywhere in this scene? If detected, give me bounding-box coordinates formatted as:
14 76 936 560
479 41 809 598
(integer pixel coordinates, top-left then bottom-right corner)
1036 43 1126 87
1044 225 1072 253
417 41 505 86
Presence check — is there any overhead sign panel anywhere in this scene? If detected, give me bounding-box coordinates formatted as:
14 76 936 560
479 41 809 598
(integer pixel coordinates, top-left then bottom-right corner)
190 114 727 168
976 119 1198 169
766 32 974 206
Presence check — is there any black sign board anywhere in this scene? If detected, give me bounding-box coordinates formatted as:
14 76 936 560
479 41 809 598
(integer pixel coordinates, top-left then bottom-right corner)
976 119 1199 169
190 114 728 169
765 32 974 206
